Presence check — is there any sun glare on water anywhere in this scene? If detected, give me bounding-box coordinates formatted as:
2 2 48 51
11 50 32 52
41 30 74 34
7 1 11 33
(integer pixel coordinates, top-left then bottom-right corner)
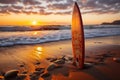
33 32 38 35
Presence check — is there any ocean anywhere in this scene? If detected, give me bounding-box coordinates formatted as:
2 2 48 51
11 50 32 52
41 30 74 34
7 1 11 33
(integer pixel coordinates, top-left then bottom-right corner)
0 25 120 47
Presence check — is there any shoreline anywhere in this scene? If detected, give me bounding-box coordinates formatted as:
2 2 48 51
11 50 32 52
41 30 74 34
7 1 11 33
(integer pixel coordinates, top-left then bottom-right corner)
0 35 120 80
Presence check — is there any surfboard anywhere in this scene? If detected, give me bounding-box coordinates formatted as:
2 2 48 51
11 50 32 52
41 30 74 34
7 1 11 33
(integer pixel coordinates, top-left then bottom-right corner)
71 2 85 69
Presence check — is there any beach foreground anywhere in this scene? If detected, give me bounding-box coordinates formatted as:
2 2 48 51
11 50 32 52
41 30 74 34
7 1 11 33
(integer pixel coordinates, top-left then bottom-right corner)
0 36 120 80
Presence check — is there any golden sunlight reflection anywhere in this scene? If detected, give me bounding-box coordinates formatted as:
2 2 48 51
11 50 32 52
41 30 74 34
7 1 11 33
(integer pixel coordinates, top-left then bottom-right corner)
33 32 38 35
36 47 43 55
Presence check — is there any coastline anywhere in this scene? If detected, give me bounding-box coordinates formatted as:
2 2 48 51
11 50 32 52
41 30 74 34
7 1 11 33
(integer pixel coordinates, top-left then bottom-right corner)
0 35 120 80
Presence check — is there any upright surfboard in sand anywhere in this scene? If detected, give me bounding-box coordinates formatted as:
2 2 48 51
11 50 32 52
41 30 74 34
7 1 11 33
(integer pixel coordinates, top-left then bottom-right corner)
72 2 85 69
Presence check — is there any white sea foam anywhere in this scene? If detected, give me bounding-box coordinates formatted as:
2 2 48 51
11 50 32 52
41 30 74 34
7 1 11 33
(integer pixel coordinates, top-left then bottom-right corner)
0 25 120 46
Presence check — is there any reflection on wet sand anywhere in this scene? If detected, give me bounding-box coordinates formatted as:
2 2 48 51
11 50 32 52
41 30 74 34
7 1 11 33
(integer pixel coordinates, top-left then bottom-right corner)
33 46 43 61
36 47 43 55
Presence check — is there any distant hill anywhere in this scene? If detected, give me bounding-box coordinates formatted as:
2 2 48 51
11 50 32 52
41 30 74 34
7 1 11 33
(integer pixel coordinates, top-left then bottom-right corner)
101 20 120 25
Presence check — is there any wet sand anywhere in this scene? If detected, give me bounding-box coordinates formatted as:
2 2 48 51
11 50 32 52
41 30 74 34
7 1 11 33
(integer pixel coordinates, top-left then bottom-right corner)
0 36 120 80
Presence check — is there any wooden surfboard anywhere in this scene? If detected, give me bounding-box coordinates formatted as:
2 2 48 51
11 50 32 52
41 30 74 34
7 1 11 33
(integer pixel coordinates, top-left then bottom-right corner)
71 2 85 69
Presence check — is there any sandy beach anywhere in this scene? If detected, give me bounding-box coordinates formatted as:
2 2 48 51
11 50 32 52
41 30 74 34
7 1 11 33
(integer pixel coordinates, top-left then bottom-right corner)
0 36 120 80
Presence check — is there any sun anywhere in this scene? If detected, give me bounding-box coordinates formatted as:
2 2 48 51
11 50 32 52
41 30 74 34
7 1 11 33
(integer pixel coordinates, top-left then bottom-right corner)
32 20 37 25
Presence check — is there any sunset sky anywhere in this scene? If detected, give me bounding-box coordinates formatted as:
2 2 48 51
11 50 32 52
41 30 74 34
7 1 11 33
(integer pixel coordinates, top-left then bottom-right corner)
0 0 120 25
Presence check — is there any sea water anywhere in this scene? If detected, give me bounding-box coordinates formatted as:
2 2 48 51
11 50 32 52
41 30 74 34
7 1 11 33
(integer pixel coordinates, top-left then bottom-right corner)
0 25 120 46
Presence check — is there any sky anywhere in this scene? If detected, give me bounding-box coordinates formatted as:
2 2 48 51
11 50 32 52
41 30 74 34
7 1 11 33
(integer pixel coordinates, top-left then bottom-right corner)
0 0 120 26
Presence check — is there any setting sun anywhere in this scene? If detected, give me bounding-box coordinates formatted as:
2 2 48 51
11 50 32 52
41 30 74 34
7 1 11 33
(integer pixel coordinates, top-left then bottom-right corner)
32 20 38 25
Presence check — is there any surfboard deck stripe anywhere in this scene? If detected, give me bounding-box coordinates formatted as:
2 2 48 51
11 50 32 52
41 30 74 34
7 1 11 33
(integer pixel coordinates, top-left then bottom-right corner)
72 2 85 69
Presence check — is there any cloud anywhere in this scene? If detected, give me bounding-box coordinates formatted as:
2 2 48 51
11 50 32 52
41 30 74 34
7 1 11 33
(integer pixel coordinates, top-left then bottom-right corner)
80 0 120 14
54 11 71 15
97 0 120 5
46 0 120 14
39 9 52 15
46 0 73 15
47 3 71 10
0 0 120 15
0 0 17 4
12 4 23 9
19 0 41 5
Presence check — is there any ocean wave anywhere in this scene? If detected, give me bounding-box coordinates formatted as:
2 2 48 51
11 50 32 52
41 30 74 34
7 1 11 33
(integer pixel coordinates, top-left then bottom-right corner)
0 25 120 47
